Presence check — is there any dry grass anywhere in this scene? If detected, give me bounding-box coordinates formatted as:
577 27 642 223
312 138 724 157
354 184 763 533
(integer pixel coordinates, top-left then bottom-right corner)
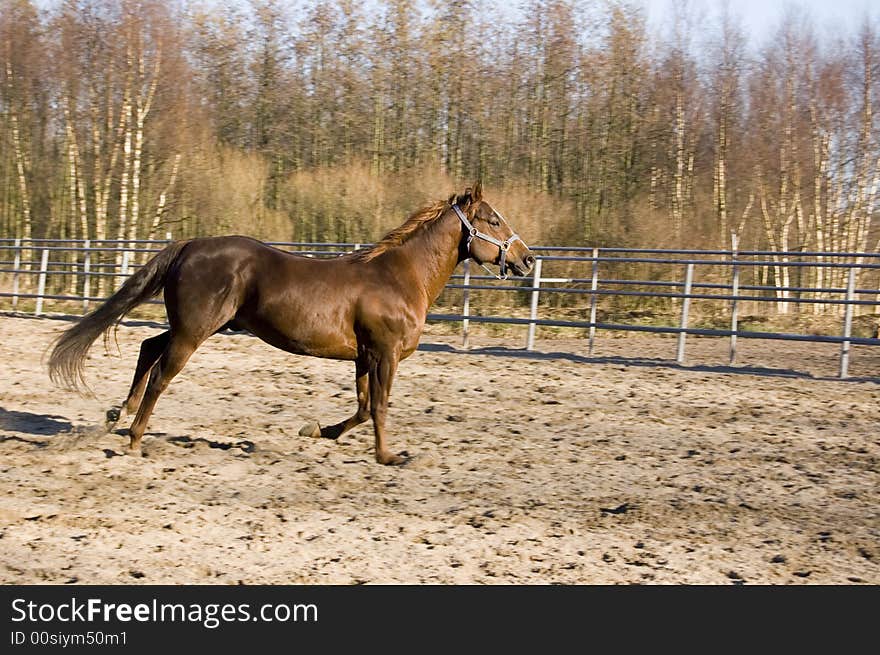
275 162 572 246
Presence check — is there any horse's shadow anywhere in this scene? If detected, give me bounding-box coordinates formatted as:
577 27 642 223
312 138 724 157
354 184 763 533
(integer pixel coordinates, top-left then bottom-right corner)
0 407 72 436
0 406 257 455
418 342 880 383
0 407 74 447
167 435 256 453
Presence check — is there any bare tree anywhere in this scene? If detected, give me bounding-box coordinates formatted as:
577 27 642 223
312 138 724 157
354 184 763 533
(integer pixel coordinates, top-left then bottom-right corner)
708 3 747 247
1 0 45 243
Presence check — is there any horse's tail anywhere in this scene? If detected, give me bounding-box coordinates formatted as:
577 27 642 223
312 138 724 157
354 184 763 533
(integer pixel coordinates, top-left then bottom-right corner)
48 240 190 391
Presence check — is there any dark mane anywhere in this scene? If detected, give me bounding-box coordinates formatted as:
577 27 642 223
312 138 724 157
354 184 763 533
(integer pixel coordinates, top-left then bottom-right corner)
353 198 452 262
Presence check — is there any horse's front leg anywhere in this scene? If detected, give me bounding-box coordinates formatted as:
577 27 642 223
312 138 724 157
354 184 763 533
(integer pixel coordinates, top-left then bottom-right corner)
305 357 370 440
368 349 406 465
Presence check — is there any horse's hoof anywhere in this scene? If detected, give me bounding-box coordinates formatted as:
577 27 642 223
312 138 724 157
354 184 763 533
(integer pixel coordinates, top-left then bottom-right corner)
377 450 409 466
105 407 121 431
124 440 143 457
298 421 322 438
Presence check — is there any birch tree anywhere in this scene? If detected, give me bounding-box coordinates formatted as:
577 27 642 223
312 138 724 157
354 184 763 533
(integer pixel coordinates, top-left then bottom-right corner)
751 16 810 312
0 0 44 244
708 6 747 248
845 21 880 289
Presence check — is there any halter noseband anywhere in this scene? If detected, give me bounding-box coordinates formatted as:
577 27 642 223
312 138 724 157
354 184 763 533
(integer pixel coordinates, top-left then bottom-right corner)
451 204 523 280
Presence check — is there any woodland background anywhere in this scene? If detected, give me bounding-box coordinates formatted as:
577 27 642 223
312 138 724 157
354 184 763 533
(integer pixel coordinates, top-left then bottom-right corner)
2 0 879 276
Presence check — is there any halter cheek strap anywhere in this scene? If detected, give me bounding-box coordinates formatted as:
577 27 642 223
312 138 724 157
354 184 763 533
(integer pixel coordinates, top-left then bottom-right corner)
451 204 522 280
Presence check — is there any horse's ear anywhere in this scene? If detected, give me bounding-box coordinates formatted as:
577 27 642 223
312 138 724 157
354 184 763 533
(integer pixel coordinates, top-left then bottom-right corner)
473 180 483 201
457 186 474 208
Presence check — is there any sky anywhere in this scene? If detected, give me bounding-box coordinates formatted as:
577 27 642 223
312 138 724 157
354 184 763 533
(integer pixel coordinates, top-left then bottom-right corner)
27 0 880 43
643 0 878 41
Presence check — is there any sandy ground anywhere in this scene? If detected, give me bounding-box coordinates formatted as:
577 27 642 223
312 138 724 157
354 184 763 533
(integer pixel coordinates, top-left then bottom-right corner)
0 314 878 585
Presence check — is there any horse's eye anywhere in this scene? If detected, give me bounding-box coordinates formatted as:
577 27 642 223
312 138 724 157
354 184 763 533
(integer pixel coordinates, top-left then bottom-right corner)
489 219 501 227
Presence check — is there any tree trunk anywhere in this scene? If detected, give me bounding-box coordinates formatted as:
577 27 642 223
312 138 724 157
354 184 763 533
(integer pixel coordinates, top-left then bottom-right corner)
672 84 686 242
146 152 181 254
5 61 32 245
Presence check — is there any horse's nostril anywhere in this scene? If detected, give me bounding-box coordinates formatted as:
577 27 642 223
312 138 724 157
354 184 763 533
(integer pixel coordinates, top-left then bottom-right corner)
525 255 536 267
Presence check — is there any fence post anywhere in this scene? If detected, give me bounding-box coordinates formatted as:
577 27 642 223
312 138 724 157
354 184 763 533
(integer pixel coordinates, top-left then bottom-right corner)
676 263 694 365
34 248 49 316
729 234 740 365
526 257 543 351
839 267 856 379
588 247 599 355
461 259 471 350
11 237 21 310
82 239 91 313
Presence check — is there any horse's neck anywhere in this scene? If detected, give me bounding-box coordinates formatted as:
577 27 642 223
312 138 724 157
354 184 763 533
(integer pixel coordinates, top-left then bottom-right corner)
398 209 463 304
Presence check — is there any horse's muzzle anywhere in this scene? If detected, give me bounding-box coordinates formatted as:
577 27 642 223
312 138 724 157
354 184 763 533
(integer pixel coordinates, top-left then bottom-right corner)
508 254 536 277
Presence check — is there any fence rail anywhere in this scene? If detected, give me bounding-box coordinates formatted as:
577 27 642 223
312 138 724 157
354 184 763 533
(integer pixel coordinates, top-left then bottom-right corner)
1 238 879 378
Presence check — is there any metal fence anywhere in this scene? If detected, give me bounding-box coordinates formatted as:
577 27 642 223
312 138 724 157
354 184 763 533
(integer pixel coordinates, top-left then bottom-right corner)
1 237 879 378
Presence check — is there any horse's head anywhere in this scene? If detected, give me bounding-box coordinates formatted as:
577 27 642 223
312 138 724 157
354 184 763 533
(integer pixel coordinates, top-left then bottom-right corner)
450 181 535 278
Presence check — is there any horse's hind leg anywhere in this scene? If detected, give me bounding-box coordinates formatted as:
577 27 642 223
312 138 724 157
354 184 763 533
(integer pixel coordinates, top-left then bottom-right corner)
106 331 170 431
311 357 370 440
125 334 198 453
125 332 171 413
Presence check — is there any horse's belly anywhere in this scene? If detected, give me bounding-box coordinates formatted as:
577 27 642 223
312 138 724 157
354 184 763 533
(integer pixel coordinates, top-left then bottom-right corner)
238 314 358 360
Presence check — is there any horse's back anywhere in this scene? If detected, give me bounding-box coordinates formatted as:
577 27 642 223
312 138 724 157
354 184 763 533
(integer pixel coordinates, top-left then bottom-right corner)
166 235 277 296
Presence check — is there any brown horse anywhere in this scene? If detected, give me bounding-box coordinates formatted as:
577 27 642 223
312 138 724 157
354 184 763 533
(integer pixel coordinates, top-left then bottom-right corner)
48 182 534 464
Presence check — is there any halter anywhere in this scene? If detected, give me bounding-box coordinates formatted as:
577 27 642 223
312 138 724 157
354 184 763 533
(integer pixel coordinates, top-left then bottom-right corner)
451 204 523 280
